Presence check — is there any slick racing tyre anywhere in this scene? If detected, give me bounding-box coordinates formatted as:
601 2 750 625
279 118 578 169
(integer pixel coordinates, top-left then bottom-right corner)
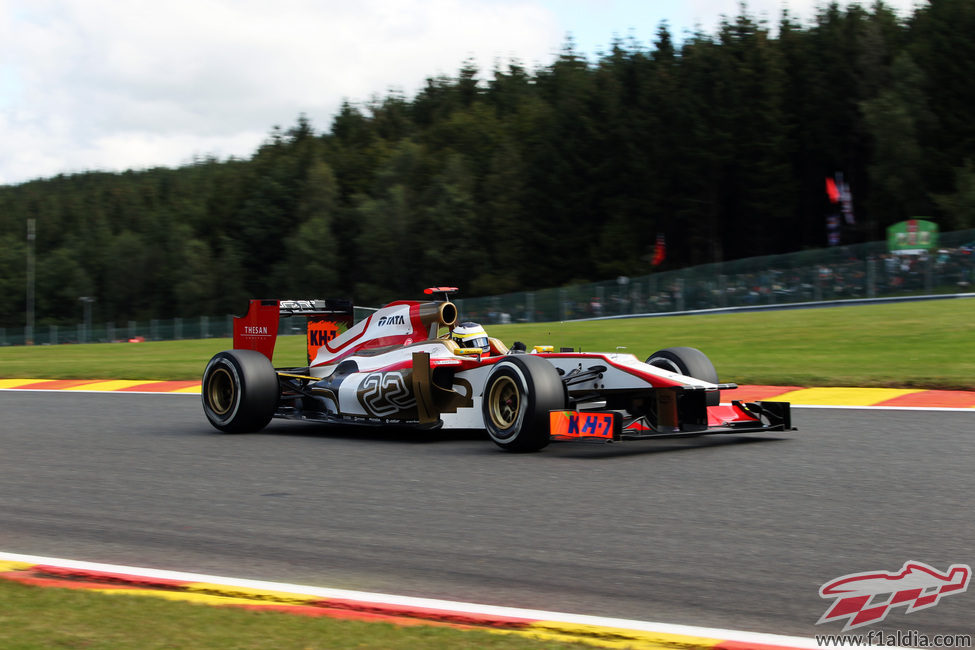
646 346 721 406
202 350 279 433
482 354 565 452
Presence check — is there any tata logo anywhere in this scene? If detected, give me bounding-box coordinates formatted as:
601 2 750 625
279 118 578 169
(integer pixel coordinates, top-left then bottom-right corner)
243 325 269 336
377 314 406 327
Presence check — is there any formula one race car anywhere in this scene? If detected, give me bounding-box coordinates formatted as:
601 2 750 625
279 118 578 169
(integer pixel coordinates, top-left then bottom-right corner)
202 288 793 452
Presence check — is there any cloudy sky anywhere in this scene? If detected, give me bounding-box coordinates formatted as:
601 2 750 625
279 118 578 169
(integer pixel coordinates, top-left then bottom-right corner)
1 0 920 186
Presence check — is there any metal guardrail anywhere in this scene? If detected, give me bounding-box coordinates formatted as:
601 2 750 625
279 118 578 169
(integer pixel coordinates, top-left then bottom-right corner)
2 316 234 347
2 230 973 345
570 292 975 322
0 308 377 346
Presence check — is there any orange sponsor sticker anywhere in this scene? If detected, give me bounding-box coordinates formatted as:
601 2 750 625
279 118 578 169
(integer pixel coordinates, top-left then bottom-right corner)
549 411 619 440
307 320 340 363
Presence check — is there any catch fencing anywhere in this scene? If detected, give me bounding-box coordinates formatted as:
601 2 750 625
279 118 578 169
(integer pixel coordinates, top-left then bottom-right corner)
2 229 973 345
455 229 975 324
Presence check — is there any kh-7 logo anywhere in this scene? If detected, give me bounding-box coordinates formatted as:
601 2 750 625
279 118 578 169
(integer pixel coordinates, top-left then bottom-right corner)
550 411 615 439
817 561 970 631
565 413 613 437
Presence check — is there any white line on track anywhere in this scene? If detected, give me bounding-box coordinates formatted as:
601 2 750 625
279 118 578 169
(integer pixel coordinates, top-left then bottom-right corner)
0 551 842 649
789 404 975 413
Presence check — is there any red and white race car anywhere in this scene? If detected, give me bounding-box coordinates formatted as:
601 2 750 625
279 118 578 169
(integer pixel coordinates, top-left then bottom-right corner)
202 288 793 451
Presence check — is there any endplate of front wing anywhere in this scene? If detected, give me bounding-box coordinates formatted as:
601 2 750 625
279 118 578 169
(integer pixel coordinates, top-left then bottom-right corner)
549 410 622 441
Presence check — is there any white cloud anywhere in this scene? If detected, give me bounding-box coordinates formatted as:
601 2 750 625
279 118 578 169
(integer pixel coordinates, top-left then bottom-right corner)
0 0 561 185
0 0 928 186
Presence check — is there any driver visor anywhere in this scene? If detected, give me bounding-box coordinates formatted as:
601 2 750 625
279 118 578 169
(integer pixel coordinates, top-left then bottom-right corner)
460 336 490 350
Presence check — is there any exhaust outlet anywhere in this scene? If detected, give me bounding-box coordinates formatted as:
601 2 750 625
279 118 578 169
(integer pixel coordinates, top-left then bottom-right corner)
418 301 458 336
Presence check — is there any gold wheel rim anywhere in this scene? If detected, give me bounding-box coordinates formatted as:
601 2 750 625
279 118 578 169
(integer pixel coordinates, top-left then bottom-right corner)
206 367 235 415
488 375 520 429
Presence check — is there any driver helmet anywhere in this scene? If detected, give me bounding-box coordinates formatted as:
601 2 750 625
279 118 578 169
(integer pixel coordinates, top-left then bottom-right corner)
452 321 490 354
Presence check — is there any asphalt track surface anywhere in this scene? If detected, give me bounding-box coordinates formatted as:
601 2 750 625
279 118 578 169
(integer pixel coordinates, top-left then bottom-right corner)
2 391 973 639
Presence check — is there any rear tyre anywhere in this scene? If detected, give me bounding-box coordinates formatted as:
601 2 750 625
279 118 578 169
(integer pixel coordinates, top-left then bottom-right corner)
202 350 279 433
646 346 721 406
482 355 565 452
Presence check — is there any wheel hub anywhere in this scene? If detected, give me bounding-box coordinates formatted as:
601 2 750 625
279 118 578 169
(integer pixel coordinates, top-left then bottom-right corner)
488 375 520 429
206 367 235 415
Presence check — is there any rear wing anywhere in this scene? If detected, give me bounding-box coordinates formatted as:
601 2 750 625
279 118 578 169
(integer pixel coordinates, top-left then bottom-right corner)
233 298 355 363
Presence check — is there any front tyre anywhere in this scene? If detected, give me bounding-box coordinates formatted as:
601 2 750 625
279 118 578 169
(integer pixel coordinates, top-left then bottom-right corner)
482 355 565 452
202 350 279 433
646 346 720 406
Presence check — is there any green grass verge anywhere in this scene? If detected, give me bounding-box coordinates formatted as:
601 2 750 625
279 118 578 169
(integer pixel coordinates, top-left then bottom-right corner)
488 299 975 390
1 299 972 389
0 580 591 649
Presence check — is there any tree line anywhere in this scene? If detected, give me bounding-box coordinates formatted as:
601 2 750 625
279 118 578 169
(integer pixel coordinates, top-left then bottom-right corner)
1 0 974 328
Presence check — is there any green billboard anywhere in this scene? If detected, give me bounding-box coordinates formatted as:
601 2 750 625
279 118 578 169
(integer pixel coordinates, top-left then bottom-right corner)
887 219 939 253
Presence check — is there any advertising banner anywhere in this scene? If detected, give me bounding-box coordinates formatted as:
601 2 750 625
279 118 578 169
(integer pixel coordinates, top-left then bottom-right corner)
887 219 939 253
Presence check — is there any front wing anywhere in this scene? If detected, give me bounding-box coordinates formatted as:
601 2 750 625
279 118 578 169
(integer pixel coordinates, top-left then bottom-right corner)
550 400 793 442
